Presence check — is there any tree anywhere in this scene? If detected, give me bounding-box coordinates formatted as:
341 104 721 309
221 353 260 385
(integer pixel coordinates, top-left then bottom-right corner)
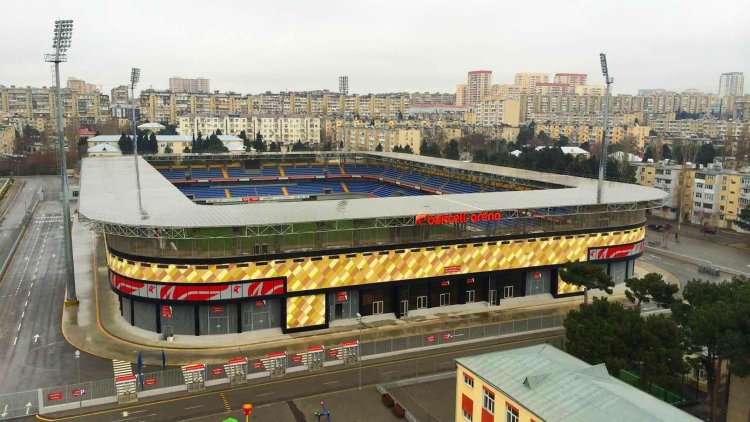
661 143 672 160
215 129 223 136
148 132 158 153
672 279 750 421
163 124 178 135
239 130 248 141
163 145 173 154
419 140 442 158
402 144 414 154
182 146 191 153
392 145 403 153
625 273 678 308
565 298 685 388
737 208 750 231
564 298 644 375
444 139 460 160
374 143 383 152
642 146 655 162
695 143 717 166
473 149 489 163
117 132 133 154
579 141 590 152
554 134 569 147
558 261 614 304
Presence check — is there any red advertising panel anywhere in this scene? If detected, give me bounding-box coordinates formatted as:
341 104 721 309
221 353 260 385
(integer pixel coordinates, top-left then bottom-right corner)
144 378 158 386
47 392 63 401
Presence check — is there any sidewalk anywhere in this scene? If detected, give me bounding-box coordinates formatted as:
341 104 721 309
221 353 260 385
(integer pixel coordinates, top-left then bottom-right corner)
62 220 680 365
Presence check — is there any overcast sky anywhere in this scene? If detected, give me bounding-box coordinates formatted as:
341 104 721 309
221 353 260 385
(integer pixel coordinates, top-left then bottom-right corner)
1 0 748 96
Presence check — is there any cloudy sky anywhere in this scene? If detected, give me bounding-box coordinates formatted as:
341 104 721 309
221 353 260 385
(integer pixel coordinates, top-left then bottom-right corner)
1 0 748 96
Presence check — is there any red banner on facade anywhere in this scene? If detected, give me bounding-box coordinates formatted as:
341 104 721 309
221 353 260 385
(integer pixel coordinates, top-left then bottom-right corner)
588 240 644 261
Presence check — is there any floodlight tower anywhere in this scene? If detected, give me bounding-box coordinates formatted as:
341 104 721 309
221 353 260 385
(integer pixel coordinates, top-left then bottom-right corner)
45 19 77 304
596 53 614 204
130 68 140 157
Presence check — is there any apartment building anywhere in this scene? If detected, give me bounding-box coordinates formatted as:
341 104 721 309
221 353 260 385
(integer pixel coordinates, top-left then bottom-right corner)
177 113 321 145
0 125 15 156
535 122 650 147
514 72 549 88
169 77 210 94
455 345 699 422
410 92 456 105
336 125 421 154
574 85 606 96
466 71 492 106
719 72 744 98
553 73 587 86
0 86 110 125
455 84 468 106
476 99 521 127
534 83 573 96
489 84 533 100
648 118 748 141
634 160 750 230
110 85 130 105
66 77 99 94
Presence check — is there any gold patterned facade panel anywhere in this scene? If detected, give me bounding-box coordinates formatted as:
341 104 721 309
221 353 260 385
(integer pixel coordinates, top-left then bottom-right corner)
107 227 644 293
286 294 326 330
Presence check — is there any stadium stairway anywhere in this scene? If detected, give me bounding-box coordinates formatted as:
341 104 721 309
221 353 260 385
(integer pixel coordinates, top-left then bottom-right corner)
221 167 229 179
340 181 349 193
282 187 289 196
278 165 286 177
339 164 346 175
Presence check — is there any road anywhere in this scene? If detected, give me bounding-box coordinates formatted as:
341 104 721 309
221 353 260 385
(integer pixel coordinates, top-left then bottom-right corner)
0 177 112 397
32 330 563 422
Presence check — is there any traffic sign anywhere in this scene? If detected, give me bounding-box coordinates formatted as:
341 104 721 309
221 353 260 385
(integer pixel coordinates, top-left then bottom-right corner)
72 389 86 397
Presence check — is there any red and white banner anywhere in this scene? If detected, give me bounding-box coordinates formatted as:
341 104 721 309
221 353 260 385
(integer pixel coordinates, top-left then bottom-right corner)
588 240 644 261
111 272 284 302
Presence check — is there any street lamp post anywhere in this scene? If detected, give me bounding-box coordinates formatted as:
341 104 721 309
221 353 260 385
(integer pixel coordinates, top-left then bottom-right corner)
130 68 140 157
75 350 82 422
356 312 363 390
45 19 77 305
596 53 614 204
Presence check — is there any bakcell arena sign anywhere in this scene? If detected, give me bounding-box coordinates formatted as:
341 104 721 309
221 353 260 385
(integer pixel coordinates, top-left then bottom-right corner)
416 212 502 225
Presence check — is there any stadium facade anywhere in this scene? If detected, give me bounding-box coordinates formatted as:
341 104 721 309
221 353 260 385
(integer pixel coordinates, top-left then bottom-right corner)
78 152 663 336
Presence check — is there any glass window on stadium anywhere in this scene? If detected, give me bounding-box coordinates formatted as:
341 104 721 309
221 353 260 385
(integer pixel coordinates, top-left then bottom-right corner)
525 269 552 296
359 286 394 317
464 276 489 304
160 303 196 336
328 290 359 322
610 261 628 284
241 299 281 332
199 304 239 335
493 270 526 299
430 279 460 307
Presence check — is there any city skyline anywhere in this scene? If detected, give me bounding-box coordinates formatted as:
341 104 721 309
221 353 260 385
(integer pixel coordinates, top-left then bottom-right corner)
0 0 748 96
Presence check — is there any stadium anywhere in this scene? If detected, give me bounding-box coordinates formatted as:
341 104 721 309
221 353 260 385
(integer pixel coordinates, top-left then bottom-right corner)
78 152 664 336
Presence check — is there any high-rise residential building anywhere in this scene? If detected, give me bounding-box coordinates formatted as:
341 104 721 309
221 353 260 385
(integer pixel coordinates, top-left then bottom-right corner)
514 72 549 88
110 85 130 105
466 70 492 106
339 76 349 95
66 77 99 94
719 72 745 97
554 73 587 86
169 77 210 94
455 84 468 106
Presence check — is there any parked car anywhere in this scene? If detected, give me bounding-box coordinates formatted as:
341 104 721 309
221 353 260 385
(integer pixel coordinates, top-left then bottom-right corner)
647 223 671 232
698 265 720 276
701 226 718 234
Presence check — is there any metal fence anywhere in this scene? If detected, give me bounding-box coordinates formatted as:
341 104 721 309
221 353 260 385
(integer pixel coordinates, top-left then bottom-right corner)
0 311 565 419
0 184 40 279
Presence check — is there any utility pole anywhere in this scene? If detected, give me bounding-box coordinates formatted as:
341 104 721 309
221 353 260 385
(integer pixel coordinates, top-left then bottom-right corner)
596 53 614 204
45 19 77 305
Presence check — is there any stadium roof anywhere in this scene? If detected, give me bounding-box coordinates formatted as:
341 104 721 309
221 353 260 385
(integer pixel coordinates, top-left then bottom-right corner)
78 153 665 229
456 345 700 422
88 135 242 143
